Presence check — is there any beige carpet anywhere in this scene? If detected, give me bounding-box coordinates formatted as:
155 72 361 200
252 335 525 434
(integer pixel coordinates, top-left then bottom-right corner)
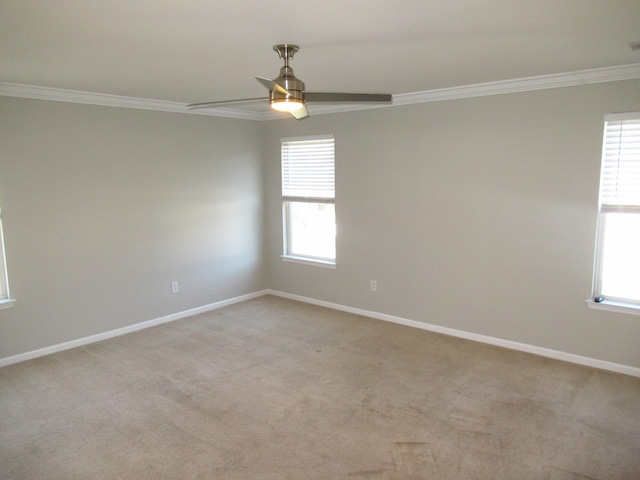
1 295 639 479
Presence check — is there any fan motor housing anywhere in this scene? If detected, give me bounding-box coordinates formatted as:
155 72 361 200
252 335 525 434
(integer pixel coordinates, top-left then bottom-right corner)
271 66 305 104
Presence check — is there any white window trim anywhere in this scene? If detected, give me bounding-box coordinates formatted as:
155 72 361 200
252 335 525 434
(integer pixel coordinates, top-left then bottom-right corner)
280 255 337 269
0 299 15 310
586 298 640 316
589 112 640 316
281 134 335 144
0 212 15 309
281 134 336 267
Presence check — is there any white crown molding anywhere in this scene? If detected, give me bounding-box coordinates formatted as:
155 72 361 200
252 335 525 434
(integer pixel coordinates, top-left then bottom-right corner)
1 63 639 120
190 106 264 121
393 63 640 106
0 82 188 112
0 82 265 120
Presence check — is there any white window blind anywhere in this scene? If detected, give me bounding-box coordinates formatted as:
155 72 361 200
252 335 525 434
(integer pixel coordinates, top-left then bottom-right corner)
282 136 335 200
600 116 640 212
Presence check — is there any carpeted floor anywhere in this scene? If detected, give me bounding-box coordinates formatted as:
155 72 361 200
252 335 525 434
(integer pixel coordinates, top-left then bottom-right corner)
1 295 639 479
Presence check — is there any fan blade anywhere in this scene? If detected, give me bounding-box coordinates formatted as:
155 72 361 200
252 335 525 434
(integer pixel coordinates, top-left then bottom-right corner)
255 76 290 95
187 97 267 109
289 104 310 120
304 92 392 104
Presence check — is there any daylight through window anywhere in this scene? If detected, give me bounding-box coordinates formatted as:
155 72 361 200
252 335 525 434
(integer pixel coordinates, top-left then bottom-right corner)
592 113 640 310
281 135 336 265
0 206 13 308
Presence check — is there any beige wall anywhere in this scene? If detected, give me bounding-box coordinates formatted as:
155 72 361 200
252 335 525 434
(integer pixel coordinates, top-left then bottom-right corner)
1 79 639 370
0 97 265 358
264 79 640 369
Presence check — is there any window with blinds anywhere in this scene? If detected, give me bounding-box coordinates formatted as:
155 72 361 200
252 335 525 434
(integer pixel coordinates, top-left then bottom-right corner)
599 117 640 212
282 136 335 201
0 205 14 309
592 113 640 310
281 135 336 265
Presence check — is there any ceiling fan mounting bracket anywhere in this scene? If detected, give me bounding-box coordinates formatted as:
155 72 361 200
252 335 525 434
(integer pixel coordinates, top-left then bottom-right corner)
273 44 299 61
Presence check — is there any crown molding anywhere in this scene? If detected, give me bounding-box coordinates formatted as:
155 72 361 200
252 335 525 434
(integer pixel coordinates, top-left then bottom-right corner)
0 82 187 112
190 106 264 121
393 63 640 106
1 63 639 120
0 82 265 120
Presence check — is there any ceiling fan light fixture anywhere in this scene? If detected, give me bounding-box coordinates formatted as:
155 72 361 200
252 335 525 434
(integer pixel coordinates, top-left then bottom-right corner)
187 44 391 120
271 98 305 112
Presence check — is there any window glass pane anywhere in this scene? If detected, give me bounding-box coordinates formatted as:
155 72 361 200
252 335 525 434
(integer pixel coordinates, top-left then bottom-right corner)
0 213 9 300
288 202 335 260
600 213 640 302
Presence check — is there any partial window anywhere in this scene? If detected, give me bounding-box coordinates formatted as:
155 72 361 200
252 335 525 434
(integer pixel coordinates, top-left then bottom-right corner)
0 206 13 308
591 113 640 313
281 135 336 266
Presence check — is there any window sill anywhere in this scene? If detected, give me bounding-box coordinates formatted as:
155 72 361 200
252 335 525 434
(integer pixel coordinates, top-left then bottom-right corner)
0 298 16 310
281 255 336 269
586 299 640 316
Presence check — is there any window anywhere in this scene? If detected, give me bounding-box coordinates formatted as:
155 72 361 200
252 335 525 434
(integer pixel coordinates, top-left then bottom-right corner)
0 206 13 309
281 135 336 266
591 113 640 313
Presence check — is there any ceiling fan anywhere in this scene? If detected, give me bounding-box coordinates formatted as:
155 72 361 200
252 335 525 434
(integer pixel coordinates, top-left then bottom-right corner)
187 44 393 120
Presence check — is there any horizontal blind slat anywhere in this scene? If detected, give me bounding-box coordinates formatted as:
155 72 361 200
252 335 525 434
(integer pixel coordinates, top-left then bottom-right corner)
600 118 640 207
282 137 335 199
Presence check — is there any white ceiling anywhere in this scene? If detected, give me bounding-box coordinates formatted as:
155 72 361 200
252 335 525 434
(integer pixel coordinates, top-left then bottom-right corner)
1 0 639 114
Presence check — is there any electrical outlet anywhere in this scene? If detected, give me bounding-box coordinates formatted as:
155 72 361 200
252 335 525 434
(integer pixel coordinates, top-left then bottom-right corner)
171 281 179 294
370 280 377 292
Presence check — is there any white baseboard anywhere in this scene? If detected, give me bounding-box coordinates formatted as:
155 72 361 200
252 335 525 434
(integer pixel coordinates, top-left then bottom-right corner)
0 290 269 368
3 288 639 378
267 290 640 378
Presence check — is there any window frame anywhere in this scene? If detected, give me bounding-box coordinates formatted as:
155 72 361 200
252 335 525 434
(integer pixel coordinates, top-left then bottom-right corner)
280 134 336 268
589 112 640 315
0 207 14 309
